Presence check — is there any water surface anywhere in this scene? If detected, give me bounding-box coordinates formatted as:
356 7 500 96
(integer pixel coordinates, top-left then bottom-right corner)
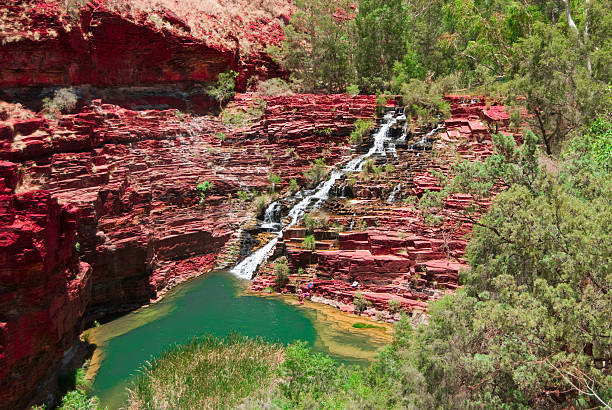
89 271 389 409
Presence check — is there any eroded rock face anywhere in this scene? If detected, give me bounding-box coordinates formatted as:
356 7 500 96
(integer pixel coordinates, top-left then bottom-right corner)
0 185 92 409
0 0 285 99
0 92 375 408
252 97 515 319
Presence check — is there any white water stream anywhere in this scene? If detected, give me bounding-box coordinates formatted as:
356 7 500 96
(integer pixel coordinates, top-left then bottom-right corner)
231 112 397 280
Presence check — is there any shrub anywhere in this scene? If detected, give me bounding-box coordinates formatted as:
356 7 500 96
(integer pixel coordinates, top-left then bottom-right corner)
387 298 402 313
353 292 371 313
256 78 293 96
237 190 250 202
303 158 328 187
349 119 373 145
252 193 272 216
42 88 78 116
274 256 290 287
346 84 360 96
303 212 329 234
301 235 316 250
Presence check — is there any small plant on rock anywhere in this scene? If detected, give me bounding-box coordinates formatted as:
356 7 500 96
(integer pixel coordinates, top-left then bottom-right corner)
207 70 238 109
288 178 300 194
268 173 282 193
301 235 316 250
349 119 373 145
42 88 78 117
388 298 402 313
196 181 213 204
303 158 327 187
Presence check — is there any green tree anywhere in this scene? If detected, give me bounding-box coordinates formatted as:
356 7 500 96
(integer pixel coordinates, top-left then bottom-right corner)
207 70 238 109
354 0 408 91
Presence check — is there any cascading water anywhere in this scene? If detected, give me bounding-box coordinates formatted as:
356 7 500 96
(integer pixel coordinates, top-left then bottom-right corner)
231 112 398 280
387 183 401 203
260 201 281 231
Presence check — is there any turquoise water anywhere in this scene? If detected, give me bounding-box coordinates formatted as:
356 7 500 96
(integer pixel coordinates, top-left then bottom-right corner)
89 271 387 409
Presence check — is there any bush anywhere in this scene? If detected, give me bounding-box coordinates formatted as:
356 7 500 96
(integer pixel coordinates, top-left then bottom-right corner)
127 335 284 409
268 173 282 192
288 178 300 194
387 298 402 313
353 292 371 313
303 158 328 187
301 235 316 250
274 256 290 287
252 194 271 216
303 212 329 234
346 84 360 96
256 78 293 96
42 88 78 116
349 119 373 145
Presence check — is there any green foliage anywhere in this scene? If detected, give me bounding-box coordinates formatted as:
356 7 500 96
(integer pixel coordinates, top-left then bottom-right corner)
349 119 373 145
301 234 316 250
42 88 78 116
196 180 213 204
302 212 328 234
303 158 328 187
401 79 450 126
274 256 290 287
353 292 371 313
387 298 402 313
236 190 250 202
288 178 300 194
57 390 99 410
215 132 227 142
207 70 238 108
390 118 612 408
346 84 360 96
127 335 284 409
268 173 282 192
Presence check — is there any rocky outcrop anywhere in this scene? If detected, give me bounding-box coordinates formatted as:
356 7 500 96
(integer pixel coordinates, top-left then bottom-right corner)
0 92 375 408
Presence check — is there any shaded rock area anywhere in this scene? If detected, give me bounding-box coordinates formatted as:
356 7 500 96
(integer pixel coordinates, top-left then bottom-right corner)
252 96 517 320
0 93 375 409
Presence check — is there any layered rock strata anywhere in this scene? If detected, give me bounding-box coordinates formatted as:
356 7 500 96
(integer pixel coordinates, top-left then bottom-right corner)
0 92 375 409
252 97 516 320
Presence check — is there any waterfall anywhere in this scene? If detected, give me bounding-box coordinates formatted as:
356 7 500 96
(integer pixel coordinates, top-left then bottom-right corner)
387 183 401 203
260 201 281 231
231 112 398 280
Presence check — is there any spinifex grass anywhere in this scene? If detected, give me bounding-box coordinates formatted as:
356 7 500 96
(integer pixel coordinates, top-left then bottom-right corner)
127 334 284 409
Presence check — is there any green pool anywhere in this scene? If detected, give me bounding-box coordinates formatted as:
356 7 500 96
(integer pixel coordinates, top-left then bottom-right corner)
89 271 389 409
